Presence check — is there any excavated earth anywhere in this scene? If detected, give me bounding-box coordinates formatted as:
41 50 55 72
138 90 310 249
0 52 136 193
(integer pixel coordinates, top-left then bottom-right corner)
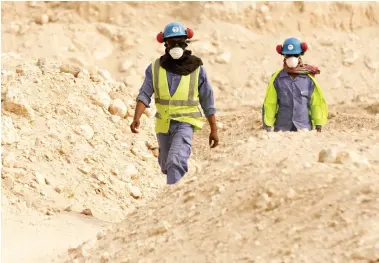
1 2 379 263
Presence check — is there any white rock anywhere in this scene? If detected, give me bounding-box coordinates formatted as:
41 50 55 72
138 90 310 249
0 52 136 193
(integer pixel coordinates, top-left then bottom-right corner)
215 52 231 64
74 124 94 140
2 116 20 145
96 23 114 39
111 167 119 176
36 14 49 25
90 91 111 109
318 148 338 163
98 69 112 82
122 165 138 180
60 64 81 77
96 230 107 239
3 87 34 119
336 151 370 168
34 172 46 185
90 73 104 83
139 152 154 161
78 165 90 175
260 4 269 13
365 59 378 71
111 115 121 123
119 60 132 72
109 99 127 117
77 69 90 79
129 185 142 199
286 188 297 199
256 193 271 209
2 151 16 168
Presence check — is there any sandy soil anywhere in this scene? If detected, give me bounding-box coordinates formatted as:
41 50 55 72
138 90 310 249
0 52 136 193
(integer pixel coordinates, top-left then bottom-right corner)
1 2 379 263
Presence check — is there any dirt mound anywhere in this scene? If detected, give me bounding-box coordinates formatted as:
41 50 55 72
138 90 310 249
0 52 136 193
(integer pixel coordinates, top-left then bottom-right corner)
1 52 165 222
63 110 379 263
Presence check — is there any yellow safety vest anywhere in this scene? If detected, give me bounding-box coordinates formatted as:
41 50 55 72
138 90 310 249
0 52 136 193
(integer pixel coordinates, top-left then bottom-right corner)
152 58 205 134
263 69 328 127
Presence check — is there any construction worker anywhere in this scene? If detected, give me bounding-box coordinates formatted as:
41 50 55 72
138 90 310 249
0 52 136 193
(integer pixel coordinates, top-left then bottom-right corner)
130 22 219 185
262 37 328 132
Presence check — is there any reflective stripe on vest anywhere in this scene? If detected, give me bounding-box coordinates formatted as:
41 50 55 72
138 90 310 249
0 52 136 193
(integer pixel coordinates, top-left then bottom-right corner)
155 112 202 119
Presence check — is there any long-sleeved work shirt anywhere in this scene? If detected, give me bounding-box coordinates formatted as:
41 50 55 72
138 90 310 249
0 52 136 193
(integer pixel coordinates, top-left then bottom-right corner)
136 64 216 117
263 69 321 131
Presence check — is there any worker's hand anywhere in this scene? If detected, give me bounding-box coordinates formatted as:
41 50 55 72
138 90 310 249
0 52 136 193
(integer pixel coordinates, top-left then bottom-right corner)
209 130 219 148
316 127 322 133
130 119 140 133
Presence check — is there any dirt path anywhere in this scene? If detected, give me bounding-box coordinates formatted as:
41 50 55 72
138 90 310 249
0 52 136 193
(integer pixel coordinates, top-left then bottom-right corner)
2 211 108 263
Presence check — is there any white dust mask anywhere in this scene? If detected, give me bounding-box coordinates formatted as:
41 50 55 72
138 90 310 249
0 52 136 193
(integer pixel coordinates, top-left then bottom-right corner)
286 57 299 68
169 47 184 59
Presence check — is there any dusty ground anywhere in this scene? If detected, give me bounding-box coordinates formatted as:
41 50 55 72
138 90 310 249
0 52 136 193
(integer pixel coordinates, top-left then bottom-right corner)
1 1 379 263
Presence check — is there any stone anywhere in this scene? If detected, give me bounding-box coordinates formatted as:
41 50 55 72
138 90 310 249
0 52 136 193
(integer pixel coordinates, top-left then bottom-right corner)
81 208 93 216
90 73 104 83
256 193 271 209
318 148 338 163
34 172 46 185
336 150 370 168
73 124 94 140
96 23 114 39
1 116 20 145
260 4 269 13
98 69 112 82
90 91 111 109
77 69 90 79
111 167 119 176
3 87 34 119
16 66 25 75
122 165 138 181
109 99 127 117
36 14 49 25
215 52 231 64
129 185 142 199
2 151 16 168
119 60 132 72
111 115 121 123
78 165 90 175
60 64 81 77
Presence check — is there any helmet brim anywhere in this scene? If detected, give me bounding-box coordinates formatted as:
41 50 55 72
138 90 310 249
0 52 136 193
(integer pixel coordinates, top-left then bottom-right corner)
282 50 302 55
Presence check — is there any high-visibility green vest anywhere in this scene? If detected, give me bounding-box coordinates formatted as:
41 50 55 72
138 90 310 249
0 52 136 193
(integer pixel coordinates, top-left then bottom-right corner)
152 58 205 134
263 69 328 127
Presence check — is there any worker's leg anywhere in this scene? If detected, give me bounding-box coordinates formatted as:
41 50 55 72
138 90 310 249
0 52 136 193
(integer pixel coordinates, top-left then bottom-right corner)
156 133 172 175
166 123 194 184
290 124 298 132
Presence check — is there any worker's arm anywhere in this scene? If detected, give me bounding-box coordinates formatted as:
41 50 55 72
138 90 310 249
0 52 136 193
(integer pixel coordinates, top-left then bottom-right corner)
130 64 154 133
198 66 219 148
308 75 328 131
263 73 279 130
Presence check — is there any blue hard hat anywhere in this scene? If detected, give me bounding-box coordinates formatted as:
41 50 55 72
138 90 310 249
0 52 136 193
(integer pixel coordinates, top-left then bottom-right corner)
163 22 187 39
281 37 303 55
